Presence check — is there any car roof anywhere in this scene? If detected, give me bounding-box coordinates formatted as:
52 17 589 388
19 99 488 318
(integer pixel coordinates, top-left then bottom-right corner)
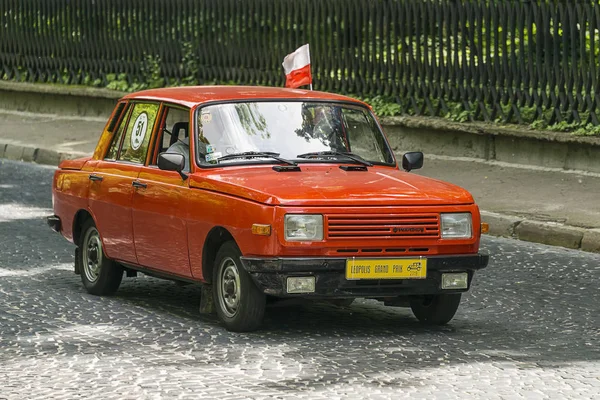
120 86 369 109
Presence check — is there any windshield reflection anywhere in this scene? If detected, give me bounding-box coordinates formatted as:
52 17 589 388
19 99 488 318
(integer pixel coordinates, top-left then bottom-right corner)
195 101 394 166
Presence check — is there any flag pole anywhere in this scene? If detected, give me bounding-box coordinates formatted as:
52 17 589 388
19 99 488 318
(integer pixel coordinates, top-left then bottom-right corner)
308 44 312 90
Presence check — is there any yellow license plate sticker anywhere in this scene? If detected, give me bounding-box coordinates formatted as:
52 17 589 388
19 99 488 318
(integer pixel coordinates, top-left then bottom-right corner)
345 258 427 280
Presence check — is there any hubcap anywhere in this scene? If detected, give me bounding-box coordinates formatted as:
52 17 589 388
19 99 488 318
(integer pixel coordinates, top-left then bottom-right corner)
218 257 241 318
82 227 102 283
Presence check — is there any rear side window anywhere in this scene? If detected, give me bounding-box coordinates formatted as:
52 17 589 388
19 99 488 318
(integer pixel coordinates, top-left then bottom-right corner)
105 104 132 160
118 103 160 164
107 102 127 133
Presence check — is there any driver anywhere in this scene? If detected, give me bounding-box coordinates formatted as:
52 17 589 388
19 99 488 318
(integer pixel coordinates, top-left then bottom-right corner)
311 105 346 151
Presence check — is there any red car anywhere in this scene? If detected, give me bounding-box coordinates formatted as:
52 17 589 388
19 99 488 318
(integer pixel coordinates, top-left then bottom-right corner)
47 86 488 332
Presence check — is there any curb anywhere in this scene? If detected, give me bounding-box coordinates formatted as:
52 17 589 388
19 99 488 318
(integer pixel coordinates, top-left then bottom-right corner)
0 142 85 166
0 81 120 118
381 115 600 146
480 211 599 253
381 116 600 174
0 80 123 100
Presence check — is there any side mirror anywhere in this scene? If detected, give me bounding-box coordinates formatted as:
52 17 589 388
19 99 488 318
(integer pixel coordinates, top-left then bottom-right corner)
158 153 187 179
401 152 424 172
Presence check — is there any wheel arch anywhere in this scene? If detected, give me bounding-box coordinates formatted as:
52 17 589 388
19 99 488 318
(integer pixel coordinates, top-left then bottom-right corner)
202 226 235 284
72 209 95 246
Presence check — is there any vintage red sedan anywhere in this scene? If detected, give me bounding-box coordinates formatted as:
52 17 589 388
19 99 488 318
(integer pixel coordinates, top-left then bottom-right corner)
47 86 488 331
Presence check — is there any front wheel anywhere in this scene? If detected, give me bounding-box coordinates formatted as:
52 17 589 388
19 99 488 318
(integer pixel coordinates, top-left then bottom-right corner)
410 294 461 325
213 241 266 332
78 219 123 295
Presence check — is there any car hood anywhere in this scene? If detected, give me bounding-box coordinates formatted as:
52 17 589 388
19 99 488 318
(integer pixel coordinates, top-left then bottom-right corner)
189 165 474 206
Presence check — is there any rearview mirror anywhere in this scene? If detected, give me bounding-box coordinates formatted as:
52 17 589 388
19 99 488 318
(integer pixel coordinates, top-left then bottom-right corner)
401 152 424 172
158 153 187 179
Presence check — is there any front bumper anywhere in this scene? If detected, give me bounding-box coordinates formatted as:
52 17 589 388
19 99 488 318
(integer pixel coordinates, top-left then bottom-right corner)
240 254 489 298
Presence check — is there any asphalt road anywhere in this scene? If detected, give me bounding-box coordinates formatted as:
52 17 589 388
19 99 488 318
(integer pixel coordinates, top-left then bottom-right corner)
1 159 599 399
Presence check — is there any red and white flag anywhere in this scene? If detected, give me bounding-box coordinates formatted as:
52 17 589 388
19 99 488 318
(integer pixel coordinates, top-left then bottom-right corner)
282 44 312 89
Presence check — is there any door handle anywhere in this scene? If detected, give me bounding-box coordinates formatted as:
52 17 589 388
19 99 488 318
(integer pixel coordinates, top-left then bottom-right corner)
132 180 147 189
89 174 103 182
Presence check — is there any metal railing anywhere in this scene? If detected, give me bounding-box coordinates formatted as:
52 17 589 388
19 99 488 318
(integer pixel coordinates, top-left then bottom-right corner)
1 0 599 125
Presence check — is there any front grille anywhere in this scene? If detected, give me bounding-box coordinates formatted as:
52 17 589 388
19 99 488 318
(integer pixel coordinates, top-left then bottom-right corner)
326 214 440 239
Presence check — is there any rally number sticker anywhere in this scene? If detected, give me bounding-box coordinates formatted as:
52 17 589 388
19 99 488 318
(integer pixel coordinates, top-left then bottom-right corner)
131 113 148 150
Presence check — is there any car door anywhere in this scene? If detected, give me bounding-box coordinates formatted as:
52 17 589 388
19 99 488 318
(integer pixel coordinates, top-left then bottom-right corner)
88 102 160 264
131 105 192 277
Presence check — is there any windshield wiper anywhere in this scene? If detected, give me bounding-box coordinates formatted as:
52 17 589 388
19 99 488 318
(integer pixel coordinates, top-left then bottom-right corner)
217 151 297 166
296 151 373 167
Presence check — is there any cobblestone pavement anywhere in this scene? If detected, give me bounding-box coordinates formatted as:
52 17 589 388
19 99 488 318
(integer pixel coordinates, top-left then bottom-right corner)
1 159 599 399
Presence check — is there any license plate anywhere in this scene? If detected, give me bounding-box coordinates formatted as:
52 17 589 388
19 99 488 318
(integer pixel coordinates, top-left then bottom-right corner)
345 258 427 280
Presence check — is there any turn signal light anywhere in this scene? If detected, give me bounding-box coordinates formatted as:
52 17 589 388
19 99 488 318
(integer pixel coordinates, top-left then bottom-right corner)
481 223 489 234
252 224 272 236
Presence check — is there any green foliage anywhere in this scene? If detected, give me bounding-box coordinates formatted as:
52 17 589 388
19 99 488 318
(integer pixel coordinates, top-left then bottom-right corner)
360 96 402 117
519 106 539 123
141 54 165 89
530 119 548 130
444 104 474 123
573 124 600 136
88 54 166 92
526 119 600 136
181 42 199 86
106 73 130 92
546 121 582 132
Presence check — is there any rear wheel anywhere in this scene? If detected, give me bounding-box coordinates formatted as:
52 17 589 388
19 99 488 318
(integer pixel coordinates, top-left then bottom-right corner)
78 219 123 295
410 294 461 325
213 241 266 332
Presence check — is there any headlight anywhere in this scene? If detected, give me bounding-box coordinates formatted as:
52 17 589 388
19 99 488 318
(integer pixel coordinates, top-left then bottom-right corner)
284 214 323 241
441 213 472 239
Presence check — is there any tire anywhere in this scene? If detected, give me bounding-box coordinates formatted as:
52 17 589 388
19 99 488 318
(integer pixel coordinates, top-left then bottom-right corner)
212 241 266 332
78 219 123 296
410 294 461 325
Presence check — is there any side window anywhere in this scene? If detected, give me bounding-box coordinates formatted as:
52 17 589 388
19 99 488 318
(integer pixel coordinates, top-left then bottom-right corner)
163 107 190 155
105 104 132 160
107 102 127 133
118 103 160 164
151 106 190 169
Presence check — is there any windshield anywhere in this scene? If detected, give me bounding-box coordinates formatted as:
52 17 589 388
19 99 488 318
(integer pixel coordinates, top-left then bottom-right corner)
194 101 395 166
